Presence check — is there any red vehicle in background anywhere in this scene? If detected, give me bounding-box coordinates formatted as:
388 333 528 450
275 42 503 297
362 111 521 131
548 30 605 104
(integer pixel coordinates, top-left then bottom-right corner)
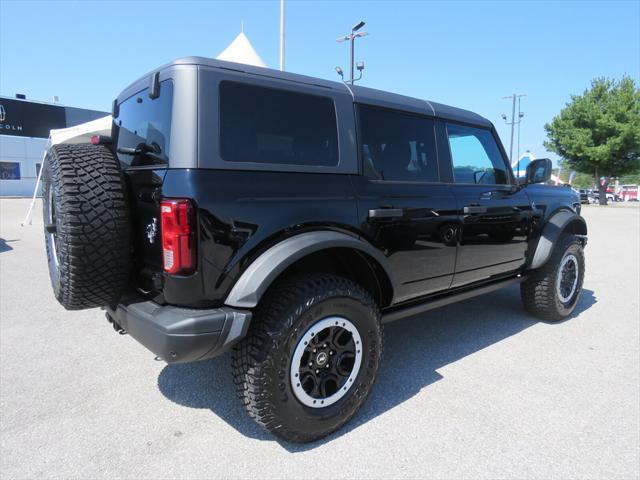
620 185 639 201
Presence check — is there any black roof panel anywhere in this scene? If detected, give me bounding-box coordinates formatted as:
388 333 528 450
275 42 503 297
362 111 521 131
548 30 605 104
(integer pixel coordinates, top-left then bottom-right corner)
349 84 491 127
427 100 492 127
119 57 493 128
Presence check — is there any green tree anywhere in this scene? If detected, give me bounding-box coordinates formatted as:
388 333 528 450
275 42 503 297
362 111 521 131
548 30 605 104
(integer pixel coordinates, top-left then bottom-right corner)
570 172 596 189
545 76 640 205
619 172 640 185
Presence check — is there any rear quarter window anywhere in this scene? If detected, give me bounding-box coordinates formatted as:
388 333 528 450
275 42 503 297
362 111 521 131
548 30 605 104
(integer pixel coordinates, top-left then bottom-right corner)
358 105 439 182
114 80 173 167
219 81 339 167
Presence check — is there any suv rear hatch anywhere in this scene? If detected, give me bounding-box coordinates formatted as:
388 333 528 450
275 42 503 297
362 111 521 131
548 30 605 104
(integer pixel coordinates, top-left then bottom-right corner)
112 79 174 293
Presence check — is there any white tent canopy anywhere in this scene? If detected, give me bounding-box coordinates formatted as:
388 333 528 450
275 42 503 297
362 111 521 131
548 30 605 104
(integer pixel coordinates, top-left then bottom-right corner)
22 115 113 225
216 31 266 67
49 115 112 145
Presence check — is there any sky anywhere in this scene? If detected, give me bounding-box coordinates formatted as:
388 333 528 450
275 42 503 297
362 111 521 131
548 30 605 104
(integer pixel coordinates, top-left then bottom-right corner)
1 0 639 164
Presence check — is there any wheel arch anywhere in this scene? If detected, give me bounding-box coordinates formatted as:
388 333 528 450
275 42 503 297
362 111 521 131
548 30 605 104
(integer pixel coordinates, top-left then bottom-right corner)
529 210 587 270
224 231 395 308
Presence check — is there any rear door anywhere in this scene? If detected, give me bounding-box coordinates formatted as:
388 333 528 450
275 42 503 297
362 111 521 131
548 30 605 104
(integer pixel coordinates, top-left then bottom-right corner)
113 79 174 291
353 105 458 304
438 122 532 287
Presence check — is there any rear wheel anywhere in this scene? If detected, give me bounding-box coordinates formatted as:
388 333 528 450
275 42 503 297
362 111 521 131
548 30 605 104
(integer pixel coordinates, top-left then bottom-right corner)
232 273 382 443
42 143 130 310
521 234 585 321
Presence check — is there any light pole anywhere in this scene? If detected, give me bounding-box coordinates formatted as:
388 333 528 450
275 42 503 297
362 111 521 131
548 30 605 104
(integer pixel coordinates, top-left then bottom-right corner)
337 21 368 83
279 0 285 71
501 93 526 174
516 96 524 173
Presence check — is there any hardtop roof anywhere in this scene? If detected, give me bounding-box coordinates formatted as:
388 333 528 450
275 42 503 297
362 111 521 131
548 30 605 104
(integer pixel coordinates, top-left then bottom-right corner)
119 56 492 128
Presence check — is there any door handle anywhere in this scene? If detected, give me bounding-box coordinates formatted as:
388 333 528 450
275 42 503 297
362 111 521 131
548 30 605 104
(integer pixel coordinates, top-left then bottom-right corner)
463 205 487 214
368 208 404 219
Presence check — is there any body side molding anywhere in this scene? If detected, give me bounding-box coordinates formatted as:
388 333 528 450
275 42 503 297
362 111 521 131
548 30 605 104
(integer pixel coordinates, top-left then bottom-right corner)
224 231 395 308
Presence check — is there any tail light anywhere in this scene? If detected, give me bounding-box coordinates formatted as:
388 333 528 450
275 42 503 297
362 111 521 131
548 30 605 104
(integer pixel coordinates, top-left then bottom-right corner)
160 199 195 275
90 135 112 145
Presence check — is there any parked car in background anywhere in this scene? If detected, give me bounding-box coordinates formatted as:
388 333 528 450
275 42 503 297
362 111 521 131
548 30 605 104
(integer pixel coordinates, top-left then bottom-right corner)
592 191 619 204
579 189 591 204
620 185 639 201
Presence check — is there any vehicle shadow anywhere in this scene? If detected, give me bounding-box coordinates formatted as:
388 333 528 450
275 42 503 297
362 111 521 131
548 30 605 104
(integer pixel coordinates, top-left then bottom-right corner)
157 285 597 451
0 238 16 253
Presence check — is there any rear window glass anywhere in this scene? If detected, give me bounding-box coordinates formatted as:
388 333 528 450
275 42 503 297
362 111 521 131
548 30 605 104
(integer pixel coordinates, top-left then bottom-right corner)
219 81 339 167
114 80 173 167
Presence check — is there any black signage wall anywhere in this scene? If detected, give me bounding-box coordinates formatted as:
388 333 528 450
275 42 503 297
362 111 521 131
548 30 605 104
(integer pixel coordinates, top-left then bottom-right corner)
0 98 67 138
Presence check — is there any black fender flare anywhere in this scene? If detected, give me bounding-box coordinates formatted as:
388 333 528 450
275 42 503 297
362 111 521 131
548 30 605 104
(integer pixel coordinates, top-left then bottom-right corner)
224 231 395 308
530 210 587 270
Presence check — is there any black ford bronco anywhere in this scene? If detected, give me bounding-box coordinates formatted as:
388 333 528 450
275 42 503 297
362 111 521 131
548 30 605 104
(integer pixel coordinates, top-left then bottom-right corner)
42 57 587 443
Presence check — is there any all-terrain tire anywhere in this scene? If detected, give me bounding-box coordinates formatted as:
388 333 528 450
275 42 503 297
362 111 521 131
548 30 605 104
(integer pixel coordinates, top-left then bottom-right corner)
232 273 383 443
42 143 130 310
521 234 585 321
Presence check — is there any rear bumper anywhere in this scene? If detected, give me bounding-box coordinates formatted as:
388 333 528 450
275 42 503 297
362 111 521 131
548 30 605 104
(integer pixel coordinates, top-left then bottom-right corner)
105 298 251 363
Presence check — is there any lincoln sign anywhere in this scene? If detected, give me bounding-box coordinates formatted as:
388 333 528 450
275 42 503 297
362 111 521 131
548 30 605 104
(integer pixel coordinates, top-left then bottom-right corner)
0 98 66 138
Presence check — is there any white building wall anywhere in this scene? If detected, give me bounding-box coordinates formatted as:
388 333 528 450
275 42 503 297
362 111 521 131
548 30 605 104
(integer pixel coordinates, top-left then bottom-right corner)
0 135 47 196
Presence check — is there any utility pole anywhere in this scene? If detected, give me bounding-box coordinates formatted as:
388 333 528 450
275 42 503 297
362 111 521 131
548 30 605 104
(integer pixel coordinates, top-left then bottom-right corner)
516 96 523 168
502 93 526 174
337 21 367 83
279 0 285 71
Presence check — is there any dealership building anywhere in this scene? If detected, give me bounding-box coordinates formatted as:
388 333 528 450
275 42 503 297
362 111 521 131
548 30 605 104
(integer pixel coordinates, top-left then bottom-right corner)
0 95 108 196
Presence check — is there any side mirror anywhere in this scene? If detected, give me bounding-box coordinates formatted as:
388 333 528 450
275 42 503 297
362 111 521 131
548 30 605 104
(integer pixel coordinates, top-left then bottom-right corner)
524 158 552 185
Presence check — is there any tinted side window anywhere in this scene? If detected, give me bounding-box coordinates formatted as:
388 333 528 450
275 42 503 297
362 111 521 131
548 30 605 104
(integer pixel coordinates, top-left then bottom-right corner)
115 80 173 167
358 106 438 182
219 81 338 167
446 123 509 184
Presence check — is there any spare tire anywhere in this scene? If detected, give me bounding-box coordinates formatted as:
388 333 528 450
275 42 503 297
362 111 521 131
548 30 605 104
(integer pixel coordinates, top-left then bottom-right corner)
42 143 130 310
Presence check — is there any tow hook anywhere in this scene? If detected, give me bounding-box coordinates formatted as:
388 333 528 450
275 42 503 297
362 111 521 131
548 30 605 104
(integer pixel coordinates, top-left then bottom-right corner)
105 312 127 335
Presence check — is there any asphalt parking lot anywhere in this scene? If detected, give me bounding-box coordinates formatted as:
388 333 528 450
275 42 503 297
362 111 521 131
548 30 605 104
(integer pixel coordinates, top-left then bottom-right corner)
1 198 638 479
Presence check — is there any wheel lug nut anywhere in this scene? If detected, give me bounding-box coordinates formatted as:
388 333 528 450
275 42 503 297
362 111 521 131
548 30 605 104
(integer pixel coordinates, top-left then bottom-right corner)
325 364 329 368
323 344 327 348
315 369 319 374
308 362 313 367
312 349 316 353
329 351 334 355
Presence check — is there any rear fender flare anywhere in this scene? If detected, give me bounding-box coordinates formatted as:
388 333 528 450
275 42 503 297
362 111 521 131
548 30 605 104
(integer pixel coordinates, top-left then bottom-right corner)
224 231 395 308
530 210 587 270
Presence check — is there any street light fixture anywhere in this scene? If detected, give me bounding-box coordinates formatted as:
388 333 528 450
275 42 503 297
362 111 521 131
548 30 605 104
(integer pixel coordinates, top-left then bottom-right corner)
336 21 368 83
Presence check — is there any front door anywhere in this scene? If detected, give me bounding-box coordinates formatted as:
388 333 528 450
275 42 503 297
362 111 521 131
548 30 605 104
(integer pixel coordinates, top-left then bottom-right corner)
353 105 458 304
441 122 532 287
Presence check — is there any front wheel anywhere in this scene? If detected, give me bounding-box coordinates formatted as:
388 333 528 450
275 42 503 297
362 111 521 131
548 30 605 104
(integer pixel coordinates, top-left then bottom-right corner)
232 273 382 443
521 234 585 321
